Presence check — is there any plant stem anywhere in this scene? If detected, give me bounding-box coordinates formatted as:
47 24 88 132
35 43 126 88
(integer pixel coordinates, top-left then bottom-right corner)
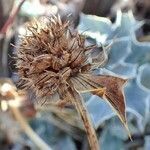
0 0 26 34
10 106 52 150
70 89 100 150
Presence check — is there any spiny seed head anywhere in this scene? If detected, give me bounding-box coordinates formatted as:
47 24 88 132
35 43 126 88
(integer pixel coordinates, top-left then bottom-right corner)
16 16 128 133
16 16 96 99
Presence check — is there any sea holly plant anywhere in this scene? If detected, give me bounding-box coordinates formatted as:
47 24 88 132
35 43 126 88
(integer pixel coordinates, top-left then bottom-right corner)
16 15 130 150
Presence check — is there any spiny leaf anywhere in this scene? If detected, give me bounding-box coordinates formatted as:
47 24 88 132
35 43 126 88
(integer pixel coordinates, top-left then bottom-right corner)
79 74 132 139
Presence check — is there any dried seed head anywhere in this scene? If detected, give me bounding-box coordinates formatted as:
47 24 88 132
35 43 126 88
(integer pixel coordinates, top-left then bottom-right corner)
16 15 130 140
16 16 96 99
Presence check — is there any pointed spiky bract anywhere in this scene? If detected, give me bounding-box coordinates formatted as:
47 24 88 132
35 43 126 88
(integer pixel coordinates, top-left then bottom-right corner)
17 16 96 98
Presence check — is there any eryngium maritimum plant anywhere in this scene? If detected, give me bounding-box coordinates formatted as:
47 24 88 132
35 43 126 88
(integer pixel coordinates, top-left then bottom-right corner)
16 16 130 150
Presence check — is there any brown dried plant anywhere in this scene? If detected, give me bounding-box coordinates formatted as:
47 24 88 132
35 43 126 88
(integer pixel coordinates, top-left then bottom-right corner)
16 15 130 150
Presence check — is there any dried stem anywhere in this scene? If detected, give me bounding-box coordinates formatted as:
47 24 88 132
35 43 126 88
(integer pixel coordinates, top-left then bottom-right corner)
10 106 52 150
70 89 100 150
0 0 26 34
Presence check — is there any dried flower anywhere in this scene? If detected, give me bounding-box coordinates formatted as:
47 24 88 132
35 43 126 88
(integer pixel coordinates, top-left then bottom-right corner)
16 15 130 150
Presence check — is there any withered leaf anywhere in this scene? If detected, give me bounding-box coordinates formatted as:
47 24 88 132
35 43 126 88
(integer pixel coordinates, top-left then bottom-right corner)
77 74 132 139
70 74 128 121
80 74 127 120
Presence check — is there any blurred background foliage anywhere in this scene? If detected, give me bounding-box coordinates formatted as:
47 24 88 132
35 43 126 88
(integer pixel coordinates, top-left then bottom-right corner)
0 0 150 150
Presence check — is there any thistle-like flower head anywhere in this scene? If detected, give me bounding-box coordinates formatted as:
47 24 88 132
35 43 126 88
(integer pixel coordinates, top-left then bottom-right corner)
16 16 129 136
17 16 98 98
